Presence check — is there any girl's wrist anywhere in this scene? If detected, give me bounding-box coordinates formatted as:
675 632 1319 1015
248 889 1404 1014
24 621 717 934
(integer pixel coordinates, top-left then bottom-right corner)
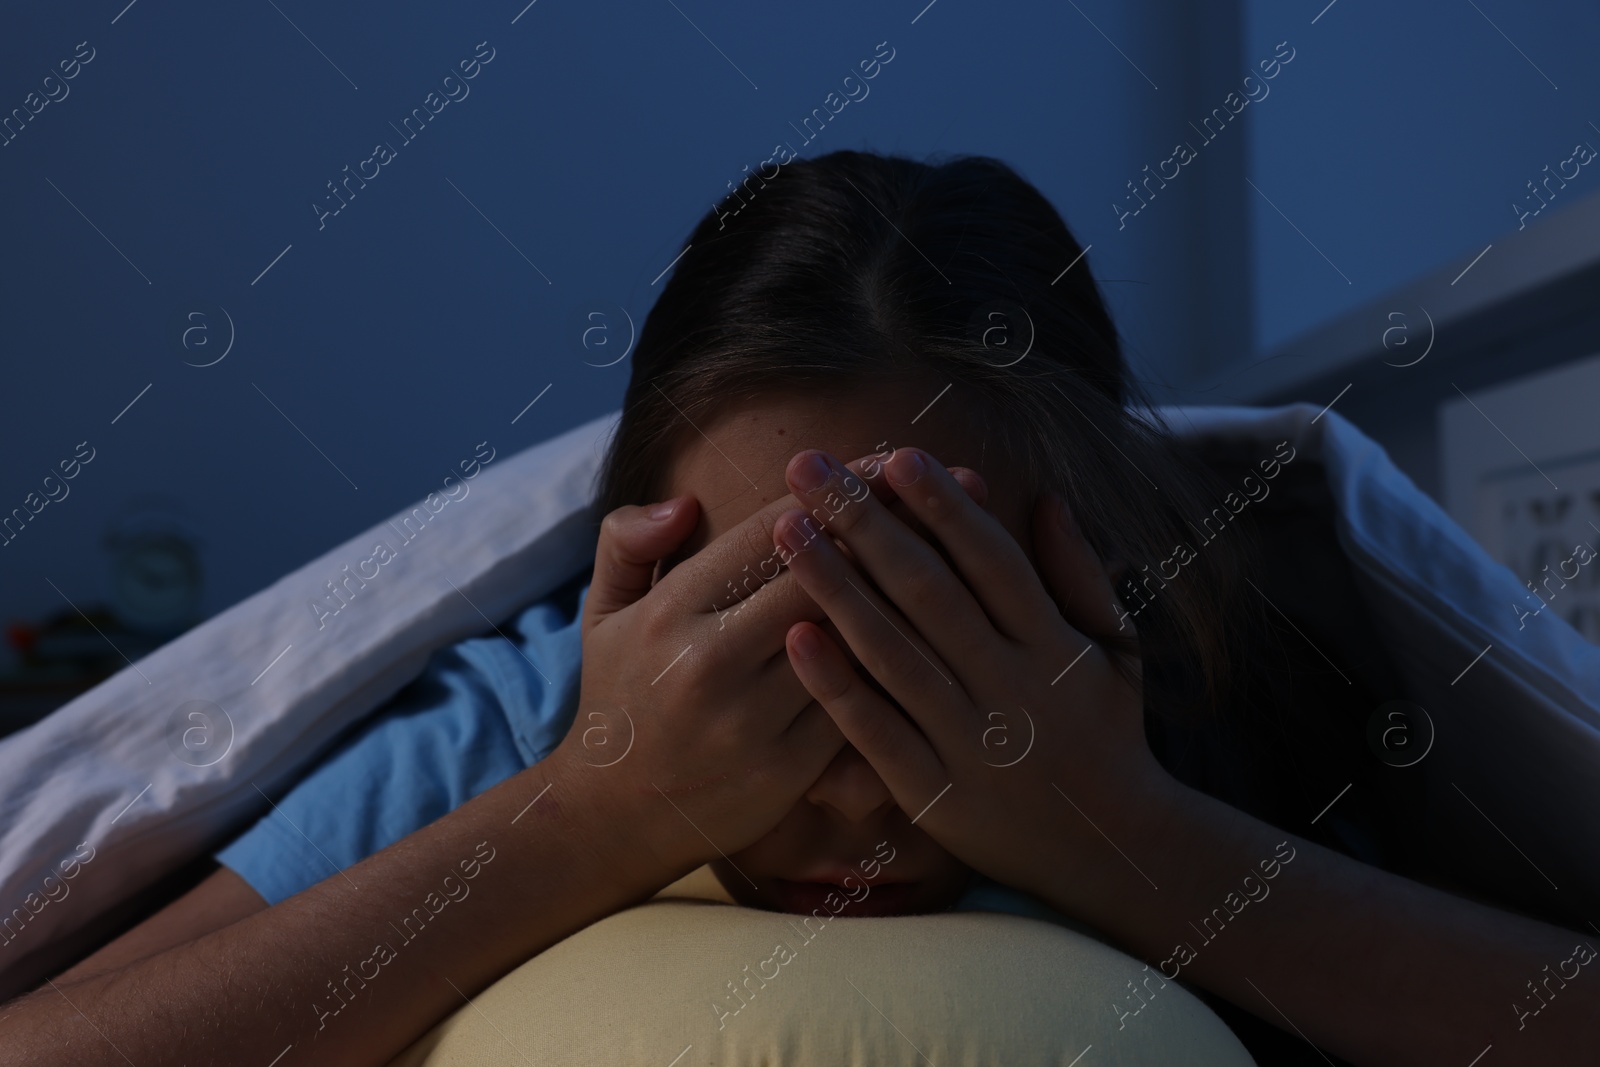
1030 765 1201 930
1057 774 1291 959
531 742 704 900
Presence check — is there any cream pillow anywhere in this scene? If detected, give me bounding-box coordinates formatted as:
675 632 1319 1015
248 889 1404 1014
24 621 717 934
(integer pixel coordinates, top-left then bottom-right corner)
390 867 1254 1066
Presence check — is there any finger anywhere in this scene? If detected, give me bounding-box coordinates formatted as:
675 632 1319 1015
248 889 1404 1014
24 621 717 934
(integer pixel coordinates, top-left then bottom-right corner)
781 449 998 666
1032 492 1133 641
778 698 849 778
784 622 946 802
585 496 700 630
750 638 832 710
666 455 977 601
880 447 1061 640
780 466 985 587
946 467 988 509
851 444 987 508
664 457 986 655
658 454 877 609
874 466 986 565
776 508 969 740
882 465 989 527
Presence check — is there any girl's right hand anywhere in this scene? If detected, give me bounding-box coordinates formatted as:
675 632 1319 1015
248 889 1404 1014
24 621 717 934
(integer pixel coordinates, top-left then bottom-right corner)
547 460 987 889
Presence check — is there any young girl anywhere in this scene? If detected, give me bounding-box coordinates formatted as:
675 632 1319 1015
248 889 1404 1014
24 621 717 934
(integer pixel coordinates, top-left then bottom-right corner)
1 151 1593 1066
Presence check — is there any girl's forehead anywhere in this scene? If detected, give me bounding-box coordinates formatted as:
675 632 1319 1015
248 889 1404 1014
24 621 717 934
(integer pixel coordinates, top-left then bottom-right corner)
662 388 1032 550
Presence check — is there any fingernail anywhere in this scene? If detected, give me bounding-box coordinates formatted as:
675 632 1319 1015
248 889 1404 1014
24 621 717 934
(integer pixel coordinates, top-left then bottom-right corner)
792 626 822 661
649 500 677 520
792 451 833 493
887 449 926 487
1056 496 1075 534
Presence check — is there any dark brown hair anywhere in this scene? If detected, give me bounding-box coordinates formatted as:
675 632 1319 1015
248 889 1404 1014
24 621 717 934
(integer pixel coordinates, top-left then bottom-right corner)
598 149 1258 722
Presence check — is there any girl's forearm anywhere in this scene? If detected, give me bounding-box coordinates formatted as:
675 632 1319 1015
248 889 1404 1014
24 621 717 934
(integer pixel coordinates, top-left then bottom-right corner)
0 752 680 1067
1055 781 1595 1067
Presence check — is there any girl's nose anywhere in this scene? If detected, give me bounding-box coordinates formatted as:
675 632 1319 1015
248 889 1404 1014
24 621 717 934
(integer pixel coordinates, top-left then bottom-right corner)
804 742 895 822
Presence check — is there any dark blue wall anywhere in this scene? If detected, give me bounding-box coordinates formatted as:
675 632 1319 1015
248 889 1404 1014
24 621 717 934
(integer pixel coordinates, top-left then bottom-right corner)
1246 0 1600 352
1 0 1595 663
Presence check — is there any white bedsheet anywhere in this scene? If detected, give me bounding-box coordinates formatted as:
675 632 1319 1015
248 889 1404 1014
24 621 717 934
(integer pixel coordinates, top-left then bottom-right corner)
1 403 1596 992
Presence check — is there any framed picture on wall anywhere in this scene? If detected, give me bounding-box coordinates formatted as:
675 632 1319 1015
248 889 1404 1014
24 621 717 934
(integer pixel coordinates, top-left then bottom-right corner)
1439 352 1600 643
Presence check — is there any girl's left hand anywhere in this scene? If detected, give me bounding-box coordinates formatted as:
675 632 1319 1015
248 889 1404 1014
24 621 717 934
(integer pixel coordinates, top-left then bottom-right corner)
773 446 1185 917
